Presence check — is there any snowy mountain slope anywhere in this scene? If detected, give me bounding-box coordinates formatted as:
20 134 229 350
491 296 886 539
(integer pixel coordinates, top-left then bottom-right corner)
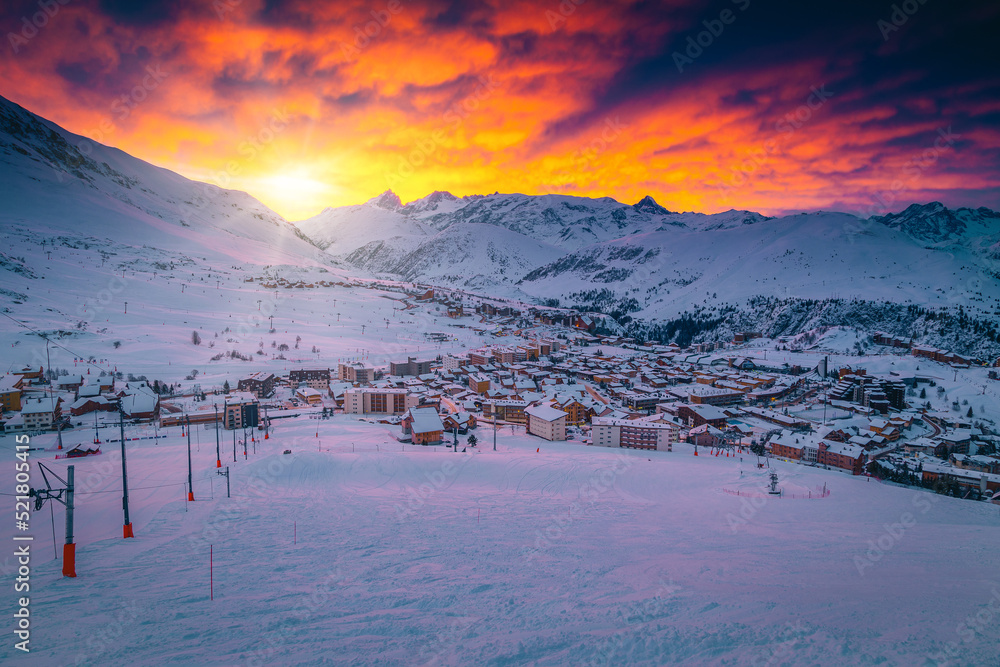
3 421 999 666
295 191 434 255
346 222 566 287
517 211 1000 320
0 94 322 266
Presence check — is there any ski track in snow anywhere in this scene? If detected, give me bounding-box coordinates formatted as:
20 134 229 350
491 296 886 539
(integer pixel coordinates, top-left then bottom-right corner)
2 417 998 667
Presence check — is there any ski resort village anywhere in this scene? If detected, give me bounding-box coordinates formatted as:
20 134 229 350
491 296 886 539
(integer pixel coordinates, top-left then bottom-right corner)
3 285 1000 664
5 293 1000 495
3 11 1000 657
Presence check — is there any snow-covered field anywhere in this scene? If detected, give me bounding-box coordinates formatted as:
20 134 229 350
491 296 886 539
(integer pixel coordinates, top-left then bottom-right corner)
2 416 998 666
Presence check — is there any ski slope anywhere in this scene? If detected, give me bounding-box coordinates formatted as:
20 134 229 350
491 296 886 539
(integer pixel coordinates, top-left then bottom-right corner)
2 417 997 666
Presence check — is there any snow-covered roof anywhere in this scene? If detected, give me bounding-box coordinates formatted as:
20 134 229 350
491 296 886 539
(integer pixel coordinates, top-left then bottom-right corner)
22 397 60 414
77 384 103 398
407 407 443 434
70 396 111 409
120 393 158 416
525 404 568 422
0 375 21 392
823 441 865 458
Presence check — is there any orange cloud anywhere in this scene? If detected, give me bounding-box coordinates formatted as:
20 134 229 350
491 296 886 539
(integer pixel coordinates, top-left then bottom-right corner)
0 0 996 220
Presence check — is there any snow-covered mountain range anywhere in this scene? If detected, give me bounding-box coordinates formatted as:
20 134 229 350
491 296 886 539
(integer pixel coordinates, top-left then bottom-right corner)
296 188 1000 330
2 93 999 355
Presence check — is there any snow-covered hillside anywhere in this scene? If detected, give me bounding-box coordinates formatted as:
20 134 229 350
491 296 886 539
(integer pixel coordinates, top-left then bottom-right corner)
519 211 1000 316
2 420 998 665
0 96 321 264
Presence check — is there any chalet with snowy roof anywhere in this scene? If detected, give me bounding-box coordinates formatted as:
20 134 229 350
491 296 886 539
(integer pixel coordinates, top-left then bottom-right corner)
442 412 476 433
401 407 444 445
295 387 323 405
481 398 528 423
12 366 43 383
512 378 536 394
64 442 101 459
868 418 901 441
676 404 728 429
88 376 115 392
69 396 115 416
117 383 160 421
77 384 103 399
819 427 853 443
56 375 84 391
327 382 352 408
688 424 725 448
728 357 757 371
21 397 62 430
551 395 597 424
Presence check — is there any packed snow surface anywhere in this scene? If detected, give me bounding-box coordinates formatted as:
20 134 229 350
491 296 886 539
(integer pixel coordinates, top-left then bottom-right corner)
2 418 997 666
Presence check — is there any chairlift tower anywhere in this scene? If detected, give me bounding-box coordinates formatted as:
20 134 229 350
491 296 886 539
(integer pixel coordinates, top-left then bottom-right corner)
29 463 76 577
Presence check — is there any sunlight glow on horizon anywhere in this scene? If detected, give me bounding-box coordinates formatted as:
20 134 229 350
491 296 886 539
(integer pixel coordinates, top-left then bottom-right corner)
1 0 995 220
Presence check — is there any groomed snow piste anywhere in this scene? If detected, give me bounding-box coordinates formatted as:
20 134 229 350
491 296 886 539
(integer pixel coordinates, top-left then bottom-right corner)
2 416 998 666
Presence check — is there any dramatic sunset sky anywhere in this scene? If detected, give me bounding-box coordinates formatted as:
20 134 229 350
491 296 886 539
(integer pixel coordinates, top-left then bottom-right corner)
2 0 998 220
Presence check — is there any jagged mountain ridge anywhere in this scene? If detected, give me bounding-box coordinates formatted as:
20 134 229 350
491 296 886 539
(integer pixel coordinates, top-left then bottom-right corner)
297 188 770 257
870 201 1000 246
295 189 1000 325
